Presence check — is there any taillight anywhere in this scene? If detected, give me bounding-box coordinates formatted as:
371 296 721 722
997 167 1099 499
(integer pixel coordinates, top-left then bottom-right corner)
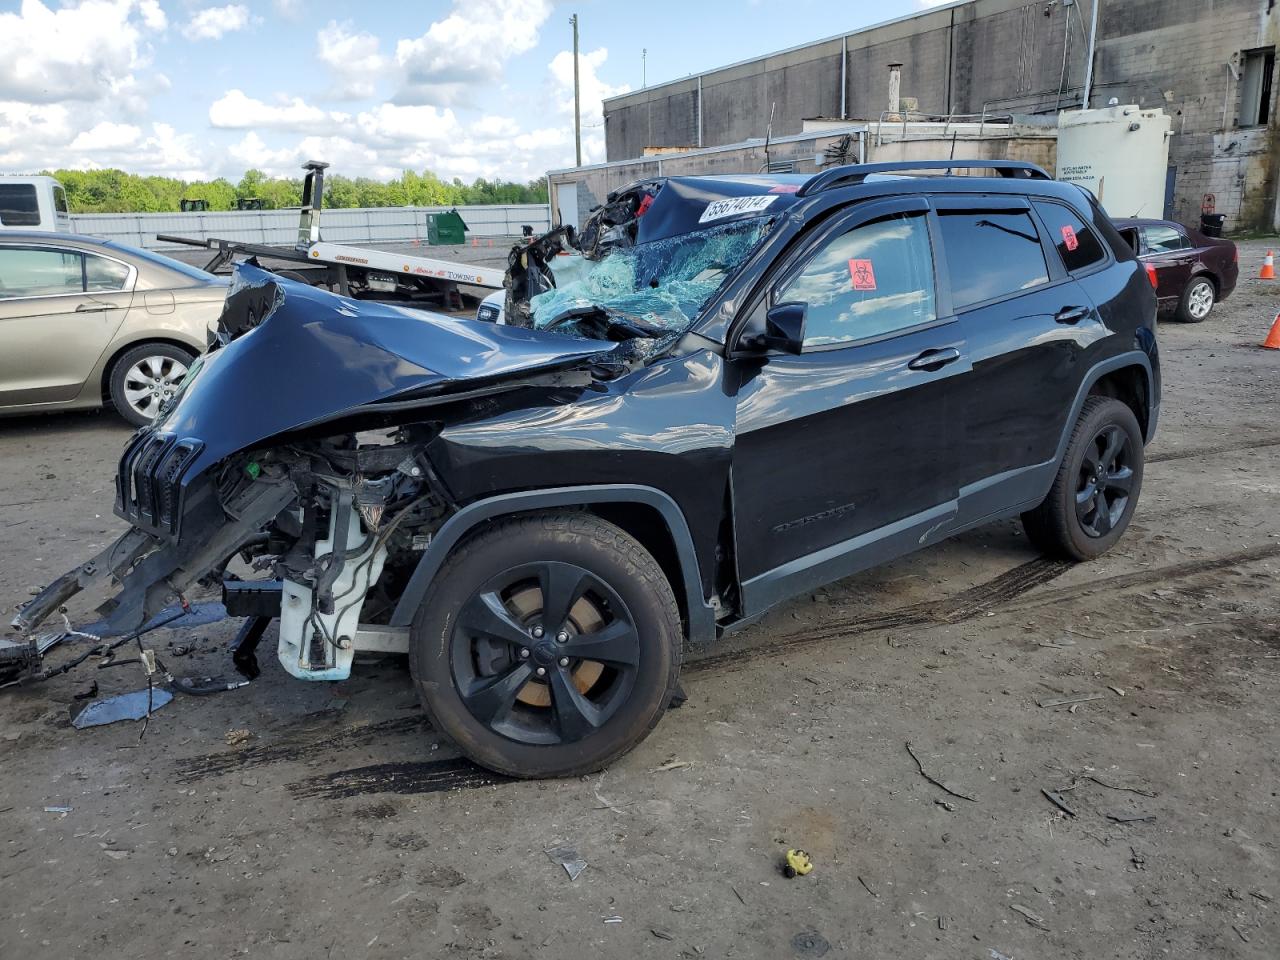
1145 263 1159 288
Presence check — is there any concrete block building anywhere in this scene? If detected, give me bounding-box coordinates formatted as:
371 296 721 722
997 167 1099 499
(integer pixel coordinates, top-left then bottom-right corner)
585 0 1278 233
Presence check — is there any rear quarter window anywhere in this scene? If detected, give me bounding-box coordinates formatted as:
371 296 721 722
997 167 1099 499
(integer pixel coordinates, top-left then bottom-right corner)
1033 200 1107 273
0 184 41 227
936 210 1049 310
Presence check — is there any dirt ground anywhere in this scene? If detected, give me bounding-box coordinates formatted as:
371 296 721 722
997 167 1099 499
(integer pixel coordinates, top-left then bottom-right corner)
1 240 1277 960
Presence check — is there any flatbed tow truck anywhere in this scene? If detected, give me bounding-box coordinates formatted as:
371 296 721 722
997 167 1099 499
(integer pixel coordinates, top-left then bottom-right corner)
157 161 507 311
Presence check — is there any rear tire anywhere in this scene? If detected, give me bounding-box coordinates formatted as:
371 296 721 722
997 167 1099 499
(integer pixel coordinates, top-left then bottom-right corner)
1177 276 1215 323
410 512 682 778
108 343 196 427
1021 396 1144 561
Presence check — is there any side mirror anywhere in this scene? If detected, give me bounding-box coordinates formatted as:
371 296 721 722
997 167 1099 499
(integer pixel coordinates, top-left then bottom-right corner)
762 301 806 354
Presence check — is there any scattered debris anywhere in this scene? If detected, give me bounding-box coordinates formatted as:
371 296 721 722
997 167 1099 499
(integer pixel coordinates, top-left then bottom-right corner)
905 741 979 802
544 842 587 881
102 849 130 861
1252 890 1274 903
651 929 674 941
72 682 98 701
791 930 830 958
602 916 622 924
857 876 879 898
172 675 250 696
72 688 174 729
1232 925 1250 943
653 758 694 772
1129 846 1147 870
782 848 813 878
1108 686 1126 696
1038 693 1105 708
731 886 747 905
935 799 957 812
1073 774 1158 798
1106 814 1156 824
592 772 632 813
1041 789 1078 817
988 949 1014 960
224 728 252 746
1009 903 1049 930
43 805 72 814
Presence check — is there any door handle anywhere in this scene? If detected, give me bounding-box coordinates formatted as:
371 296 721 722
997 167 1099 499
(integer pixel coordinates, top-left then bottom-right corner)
907 347 961 372
1055 305 1089 325
75 302 115 313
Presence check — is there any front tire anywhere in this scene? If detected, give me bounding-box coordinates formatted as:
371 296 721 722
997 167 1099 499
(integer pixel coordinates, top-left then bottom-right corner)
1021 396 1144 561
108 343 196 427
1178 276 1215 323
410 513 682 778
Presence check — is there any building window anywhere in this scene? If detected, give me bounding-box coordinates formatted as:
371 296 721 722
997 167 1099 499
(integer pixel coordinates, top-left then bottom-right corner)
1239 47 1275 128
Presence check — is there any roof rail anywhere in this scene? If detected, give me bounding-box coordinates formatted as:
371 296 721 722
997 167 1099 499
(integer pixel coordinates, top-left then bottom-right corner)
797 160 1053 197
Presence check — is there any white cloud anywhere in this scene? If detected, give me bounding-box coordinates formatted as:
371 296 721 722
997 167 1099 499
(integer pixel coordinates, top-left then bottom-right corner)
317 20 386 100
183 4 251 41
548 47 629 164
0 0 165 104
209 89 351 130
273 0 303 19
69 120 143 151
394 0 553 105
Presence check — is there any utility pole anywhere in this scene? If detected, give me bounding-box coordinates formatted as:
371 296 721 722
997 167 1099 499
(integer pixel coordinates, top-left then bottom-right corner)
571 14 582 167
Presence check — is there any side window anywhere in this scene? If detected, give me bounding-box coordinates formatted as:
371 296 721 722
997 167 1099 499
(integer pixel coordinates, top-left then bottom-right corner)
1033 201 1107 273
1142 225 1186 254
53 186 69 215
937 210 1049 310
0 248 85 299
85 255 130 292
779 212 936 349
0 184 41 227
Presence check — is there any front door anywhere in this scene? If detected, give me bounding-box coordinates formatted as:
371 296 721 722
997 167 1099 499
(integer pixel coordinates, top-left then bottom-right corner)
730 198 968 612
0 245 133 406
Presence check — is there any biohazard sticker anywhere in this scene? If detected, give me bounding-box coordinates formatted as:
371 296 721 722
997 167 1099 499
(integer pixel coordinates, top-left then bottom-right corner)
848 259 877 291
1061 224 1079 251
698 194 778 223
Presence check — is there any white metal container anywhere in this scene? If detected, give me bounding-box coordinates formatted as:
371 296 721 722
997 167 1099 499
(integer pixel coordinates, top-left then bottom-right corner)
1056 105 1172 219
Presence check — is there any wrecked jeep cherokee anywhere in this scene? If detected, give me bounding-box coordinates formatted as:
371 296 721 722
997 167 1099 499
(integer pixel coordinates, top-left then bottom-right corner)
11 161 1159 778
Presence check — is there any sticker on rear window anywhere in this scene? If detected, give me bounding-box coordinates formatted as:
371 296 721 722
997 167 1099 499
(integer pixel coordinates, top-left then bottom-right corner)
698 195 778 223
848 259 877 291
1061 224 1079 251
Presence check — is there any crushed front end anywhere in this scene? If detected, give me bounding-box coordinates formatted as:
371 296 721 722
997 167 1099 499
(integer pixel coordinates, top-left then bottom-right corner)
6 264 616 688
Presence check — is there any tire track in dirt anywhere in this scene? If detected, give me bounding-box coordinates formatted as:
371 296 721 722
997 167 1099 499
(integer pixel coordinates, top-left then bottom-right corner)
288 758 511 799
172 715 426 783
1147 436 1280 464
687 542 1280 674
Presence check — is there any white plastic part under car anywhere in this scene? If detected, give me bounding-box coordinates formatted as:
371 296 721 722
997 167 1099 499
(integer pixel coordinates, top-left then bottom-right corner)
277 501 387 681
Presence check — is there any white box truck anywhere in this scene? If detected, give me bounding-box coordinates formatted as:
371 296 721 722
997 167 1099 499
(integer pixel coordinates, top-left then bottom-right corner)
0 176 72 233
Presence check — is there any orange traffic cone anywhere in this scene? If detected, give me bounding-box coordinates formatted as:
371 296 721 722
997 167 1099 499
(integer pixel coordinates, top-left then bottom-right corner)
1263 313 1280 350
1261 250 1276 280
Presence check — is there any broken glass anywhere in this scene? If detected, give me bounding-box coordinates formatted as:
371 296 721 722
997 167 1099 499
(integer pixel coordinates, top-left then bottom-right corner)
529 217 773 344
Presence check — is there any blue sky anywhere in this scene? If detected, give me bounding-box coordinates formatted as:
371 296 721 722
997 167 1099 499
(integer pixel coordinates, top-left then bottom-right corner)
0 0 950 183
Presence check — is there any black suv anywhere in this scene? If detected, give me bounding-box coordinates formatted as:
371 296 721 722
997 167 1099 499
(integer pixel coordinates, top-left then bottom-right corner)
13 161 1159 778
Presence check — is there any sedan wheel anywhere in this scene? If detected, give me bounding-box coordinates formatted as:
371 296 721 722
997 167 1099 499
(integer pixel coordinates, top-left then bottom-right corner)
1179 278 1214 323
108 343 197 427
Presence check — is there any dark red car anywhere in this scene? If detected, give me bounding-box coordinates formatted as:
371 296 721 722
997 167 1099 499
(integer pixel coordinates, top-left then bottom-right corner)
1114 218 1238 322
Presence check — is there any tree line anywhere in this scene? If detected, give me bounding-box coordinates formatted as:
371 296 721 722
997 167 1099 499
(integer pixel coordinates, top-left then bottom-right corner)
45 168 549 213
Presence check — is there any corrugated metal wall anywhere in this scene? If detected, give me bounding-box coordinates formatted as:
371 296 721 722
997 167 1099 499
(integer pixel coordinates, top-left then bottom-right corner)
68 204 552 250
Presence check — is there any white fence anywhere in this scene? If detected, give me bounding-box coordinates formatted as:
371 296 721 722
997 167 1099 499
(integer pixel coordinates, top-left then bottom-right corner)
68 203 552 250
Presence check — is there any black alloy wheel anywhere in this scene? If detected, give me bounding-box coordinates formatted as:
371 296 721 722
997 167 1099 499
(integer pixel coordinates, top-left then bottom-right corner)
451 561 641 746
1074 424 1135 538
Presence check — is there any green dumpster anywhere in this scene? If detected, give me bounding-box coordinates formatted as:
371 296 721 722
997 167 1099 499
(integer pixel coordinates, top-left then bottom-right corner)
426 209 469 245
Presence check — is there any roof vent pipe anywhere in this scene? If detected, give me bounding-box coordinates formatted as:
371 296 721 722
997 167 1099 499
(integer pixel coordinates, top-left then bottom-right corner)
887 62 903 115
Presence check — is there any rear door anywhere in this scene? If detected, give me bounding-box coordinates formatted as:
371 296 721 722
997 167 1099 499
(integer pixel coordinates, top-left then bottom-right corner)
1139 223 1193 308
0 245 134 406
935 197 1107 517
731 197 968 601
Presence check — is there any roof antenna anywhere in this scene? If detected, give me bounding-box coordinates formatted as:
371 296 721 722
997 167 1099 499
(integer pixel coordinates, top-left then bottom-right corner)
761 101 776 174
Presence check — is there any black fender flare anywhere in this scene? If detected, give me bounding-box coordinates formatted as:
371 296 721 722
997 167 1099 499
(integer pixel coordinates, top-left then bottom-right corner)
388 484 716 644
1052 350 1156 466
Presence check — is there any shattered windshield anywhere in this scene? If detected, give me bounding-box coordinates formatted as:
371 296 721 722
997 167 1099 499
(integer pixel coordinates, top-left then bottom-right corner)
529 216 773 346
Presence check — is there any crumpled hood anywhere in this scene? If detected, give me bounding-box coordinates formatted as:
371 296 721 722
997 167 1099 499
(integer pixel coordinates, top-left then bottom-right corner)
155 263 618 472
